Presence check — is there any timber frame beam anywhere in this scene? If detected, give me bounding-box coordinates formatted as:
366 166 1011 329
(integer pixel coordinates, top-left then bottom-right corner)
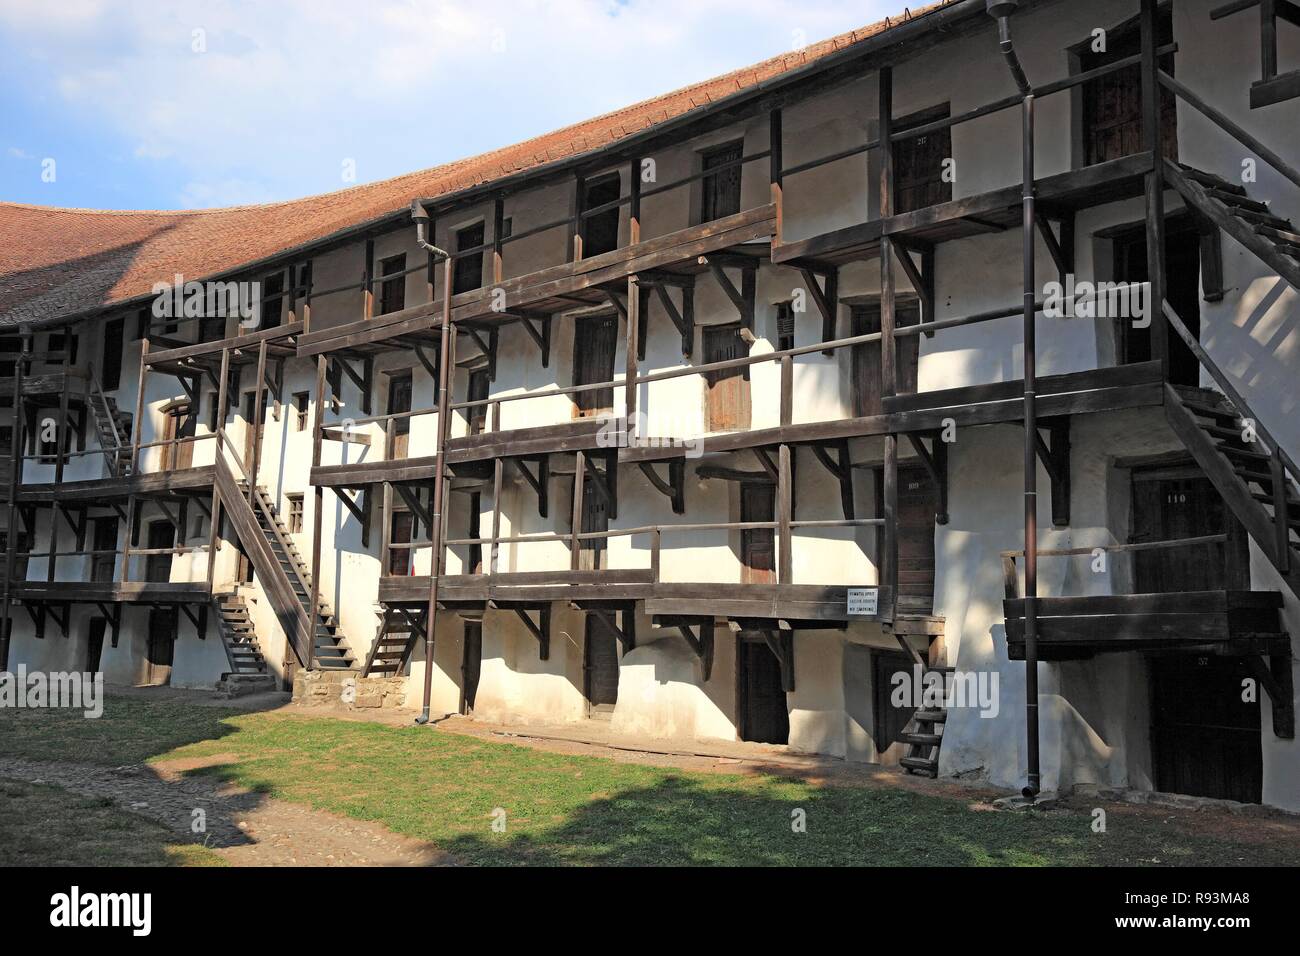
1031 417 1071 527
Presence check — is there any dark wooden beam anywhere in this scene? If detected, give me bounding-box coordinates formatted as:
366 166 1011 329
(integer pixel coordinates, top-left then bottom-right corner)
512 604 552 661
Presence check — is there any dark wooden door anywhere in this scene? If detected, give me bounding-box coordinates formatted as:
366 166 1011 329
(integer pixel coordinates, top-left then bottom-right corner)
146 609 176 686
703 324 751 431
101 318 124 391
1080 10 1177 166
145 521 175 583
738 637 789 744
91 516 118 582
386 373 412 460
578 475 609 571
872 650 917 753
582 174 621 257
897 465 938 615
700 140 743 222
573 315 616 418
740 482 775 584
388 512 413 575
1150 654 1261 803
1131 472 1248 592
893 109 952 214
851 301 920 416
1114 224 1201 386
461 621 482 714
584 615 619 710
161 403 195 470
86 618 106 674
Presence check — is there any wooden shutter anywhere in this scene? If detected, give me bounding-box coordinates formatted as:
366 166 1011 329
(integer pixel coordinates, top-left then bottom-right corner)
703 324 751 431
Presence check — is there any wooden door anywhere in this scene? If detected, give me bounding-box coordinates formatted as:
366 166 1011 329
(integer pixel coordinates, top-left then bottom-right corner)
1079 10 1177 166
461 621 482 714
1131 471 1248 592
897 465 938 615
161 403 194 470
850 301 920 416
872 650 917 753
700 141 743 222
578 475 609 571
584 615 619 710
1113 224 1202 386
740 482 776 584
101 318 124 390
893 108 953 214
86 618 106 674
738 636 789 744
386 373 412 460
145 520 175 583
91 517 118 582
388 512 413 576
146 609 176 686
1150 654 1261 803
572 315 616 418
467 368 490 435
703 324 751 431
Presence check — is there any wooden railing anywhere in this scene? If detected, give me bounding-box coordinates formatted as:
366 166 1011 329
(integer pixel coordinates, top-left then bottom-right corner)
1001 534 1230 601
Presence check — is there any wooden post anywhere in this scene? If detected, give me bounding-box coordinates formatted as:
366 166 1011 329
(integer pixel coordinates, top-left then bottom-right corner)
570 172 585 263
879 67 897 399
770 107 784 245
0 333 30 670
247 339 268 506
48 324 72 582
307 354 327 672
780 355 793 426
363 238 375 320
493 196 506 284
882 434 898 624
379 479 394 577
571 450 586 571
629 157 642 245
206 346 231 593
625 275 639 442
1140 0 1168 378
490 457 504 575
778 444 793 585
1262 0 1279 81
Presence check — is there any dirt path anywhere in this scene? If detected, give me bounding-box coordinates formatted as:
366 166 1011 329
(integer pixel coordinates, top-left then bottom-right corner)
0 755 448 867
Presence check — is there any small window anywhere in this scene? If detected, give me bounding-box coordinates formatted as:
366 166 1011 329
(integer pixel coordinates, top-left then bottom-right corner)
293 392 310 431
700 140 743 222
500 217 513 240
581 174 621 257
453 222 485 295
287 494 304 534
378 254 407 315
775 303 795 352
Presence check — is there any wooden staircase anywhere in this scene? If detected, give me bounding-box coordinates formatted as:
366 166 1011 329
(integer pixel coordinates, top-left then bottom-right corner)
899 684 950 778
1166 162 1300 292
238 481 356 671
213 592 270 676
88 386 133 477
362 605 427 676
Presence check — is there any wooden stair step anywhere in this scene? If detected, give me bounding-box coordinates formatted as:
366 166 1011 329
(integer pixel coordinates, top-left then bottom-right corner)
1180 166 1245 194
1181 399 1238 421
1212 190 1272 214
899 731 942 746
900 756 939 776
1256 224 1300 246
913 709 947 723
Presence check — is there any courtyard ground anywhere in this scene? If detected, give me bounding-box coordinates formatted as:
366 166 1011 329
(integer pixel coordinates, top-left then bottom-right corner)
2 689 1297 867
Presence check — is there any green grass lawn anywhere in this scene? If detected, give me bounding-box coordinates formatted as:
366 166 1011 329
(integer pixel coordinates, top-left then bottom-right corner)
0 696 1292 866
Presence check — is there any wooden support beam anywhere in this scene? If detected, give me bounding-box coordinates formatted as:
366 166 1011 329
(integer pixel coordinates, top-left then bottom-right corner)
759 629 795 692
638 460 685 514
702 256 755 330
674 619 715 680
1034 213 1072 284
515 455 550 518
570 450 585 570
1030 417 1071 527
652 282 694 358
778 444 793 586
512 605 552 661
905 432 949 525
590 606 636 651
799 266 840 352
1249 647 1295 738
811 440 856 520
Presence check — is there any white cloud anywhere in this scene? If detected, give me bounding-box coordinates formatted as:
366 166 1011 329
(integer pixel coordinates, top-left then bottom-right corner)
1 0 904 208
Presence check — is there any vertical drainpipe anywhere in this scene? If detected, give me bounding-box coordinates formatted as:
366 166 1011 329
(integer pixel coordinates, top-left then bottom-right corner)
411 202 451 725
987 0 1041 798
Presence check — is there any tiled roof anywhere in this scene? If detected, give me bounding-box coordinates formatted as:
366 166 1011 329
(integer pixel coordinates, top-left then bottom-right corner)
0 1 966 329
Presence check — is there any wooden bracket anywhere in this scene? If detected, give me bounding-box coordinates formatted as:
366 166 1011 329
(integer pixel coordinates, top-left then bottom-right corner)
1034 210 1075 285
638 460 685 514
758 629 795 692
394 484 432 536
512 604 552 661
1249 648 1295 739
517 312 551 368
589 605 636 651
670 618 715 680
336 487 371 548
330 355 374 415
179 603 207 639
811 440 856 520
798 264 840 351
515 455 550 518
465 327 499 382
1032 417 1071 527
701 255 756 331
94 601 122 647
905 432 950 525
267 358 284 423
647 279 695 358
893 238 936 336
583 451 618 520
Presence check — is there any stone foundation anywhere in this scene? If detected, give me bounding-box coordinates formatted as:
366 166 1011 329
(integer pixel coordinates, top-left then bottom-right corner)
291 670 410 711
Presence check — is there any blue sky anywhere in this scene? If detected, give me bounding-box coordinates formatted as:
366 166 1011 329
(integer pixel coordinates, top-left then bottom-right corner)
0 0 904 211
